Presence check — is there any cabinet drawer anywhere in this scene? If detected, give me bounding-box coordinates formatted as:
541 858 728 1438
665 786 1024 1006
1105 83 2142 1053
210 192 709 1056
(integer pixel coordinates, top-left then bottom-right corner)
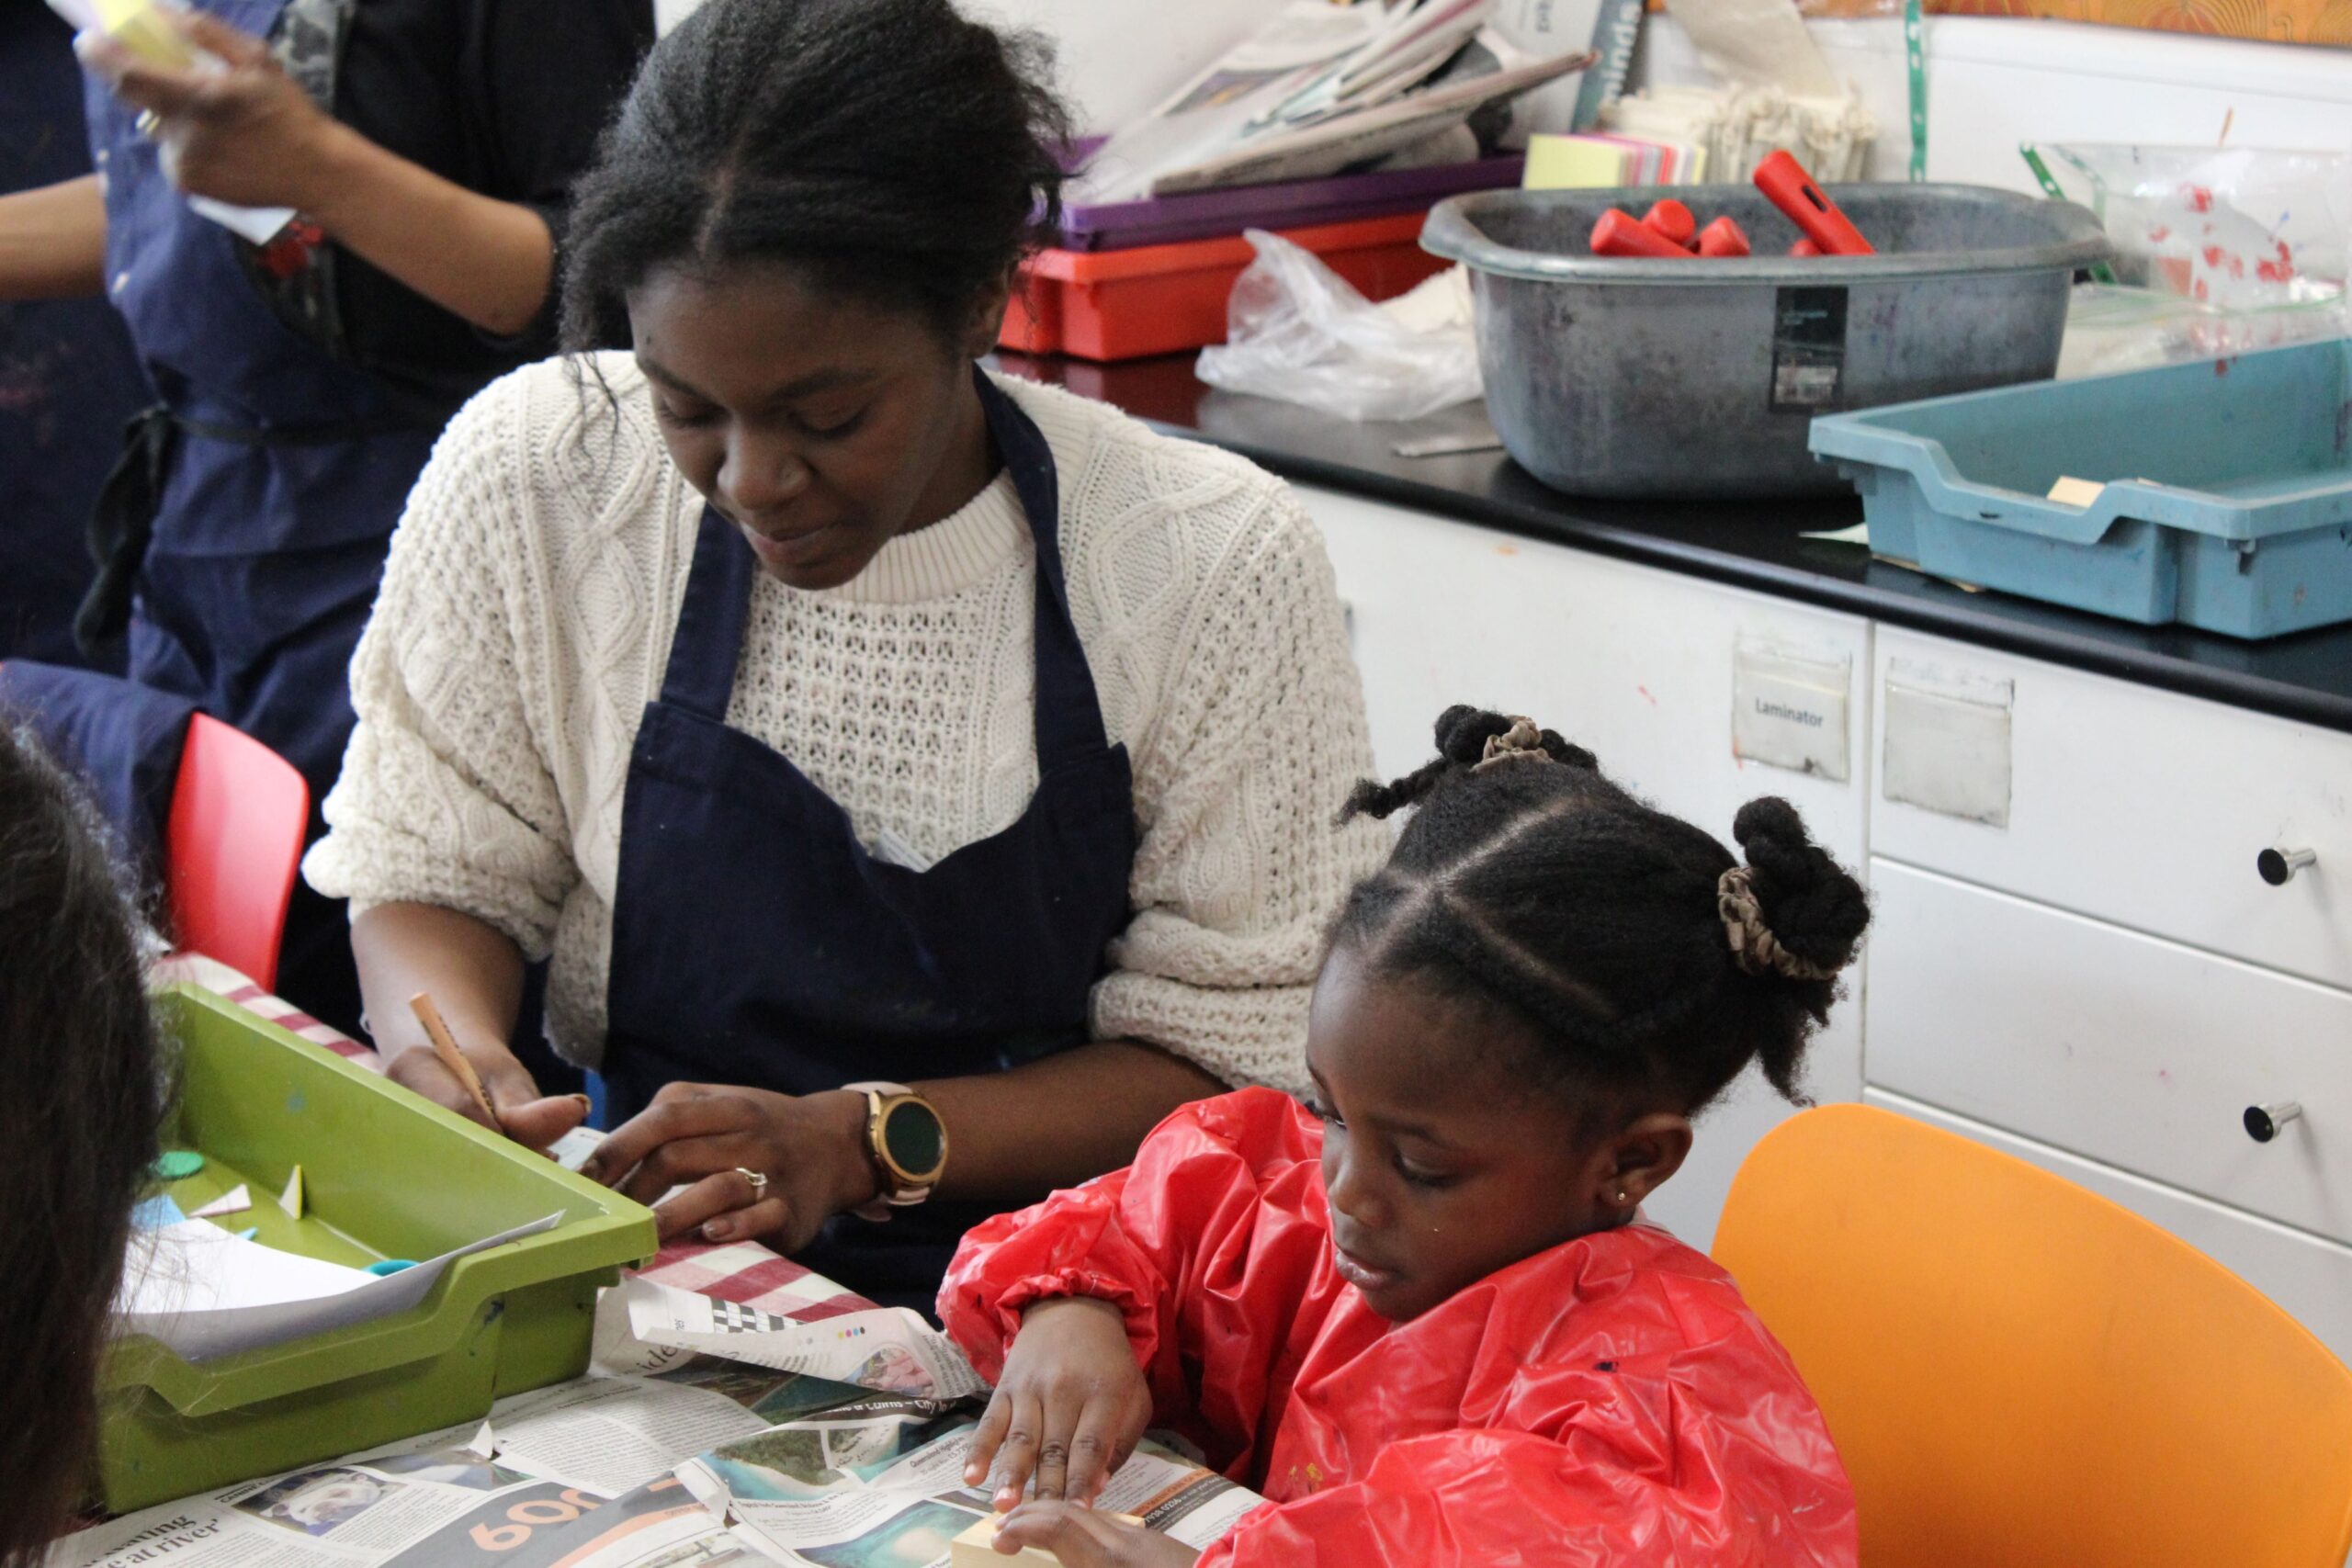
1866 860 2352 1246
1864 1090 2352 1367
1871 627 2352 993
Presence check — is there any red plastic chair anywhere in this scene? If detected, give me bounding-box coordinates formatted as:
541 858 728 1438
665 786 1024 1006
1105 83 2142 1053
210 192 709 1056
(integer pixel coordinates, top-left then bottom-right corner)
165 713 311 991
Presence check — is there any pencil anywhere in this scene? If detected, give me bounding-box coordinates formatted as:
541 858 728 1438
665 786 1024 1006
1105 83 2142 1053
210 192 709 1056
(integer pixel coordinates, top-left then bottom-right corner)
410 991 499 1125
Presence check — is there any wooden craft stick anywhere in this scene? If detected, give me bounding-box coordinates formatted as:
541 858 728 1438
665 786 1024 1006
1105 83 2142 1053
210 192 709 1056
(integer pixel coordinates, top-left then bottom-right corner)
410 991 499 1124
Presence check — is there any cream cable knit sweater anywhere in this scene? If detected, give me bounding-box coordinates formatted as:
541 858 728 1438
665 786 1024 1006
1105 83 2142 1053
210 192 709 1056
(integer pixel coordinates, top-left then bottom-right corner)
305 357 1386 1097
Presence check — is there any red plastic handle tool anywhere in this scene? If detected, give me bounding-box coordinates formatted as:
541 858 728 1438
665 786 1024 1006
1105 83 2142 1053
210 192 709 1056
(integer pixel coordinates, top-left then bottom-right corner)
1640 198 1697 247
1696 216 1751 257
1591 208 1692 258
1753 151 1874 255
1790 238 1823 257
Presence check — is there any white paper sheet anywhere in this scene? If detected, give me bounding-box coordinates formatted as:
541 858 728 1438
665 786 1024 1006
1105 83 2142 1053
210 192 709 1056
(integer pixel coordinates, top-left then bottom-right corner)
122 1221 374 1314
119 1212 565 1362
188 1183 253 1219
549 1126 603 1173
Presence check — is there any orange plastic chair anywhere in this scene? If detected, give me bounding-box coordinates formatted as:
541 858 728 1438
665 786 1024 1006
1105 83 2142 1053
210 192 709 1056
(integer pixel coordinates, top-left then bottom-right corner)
1713 1103 2352 1568
164 713 310 992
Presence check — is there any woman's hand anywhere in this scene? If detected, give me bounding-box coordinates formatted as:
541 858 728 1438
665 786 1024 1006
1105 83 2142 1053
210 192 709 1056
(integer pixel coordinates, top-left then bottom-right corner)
583 1083 879 1251
383 1033 589 1152
989 1504 1200 1568
77 10 352 215
965 1297 1153 1511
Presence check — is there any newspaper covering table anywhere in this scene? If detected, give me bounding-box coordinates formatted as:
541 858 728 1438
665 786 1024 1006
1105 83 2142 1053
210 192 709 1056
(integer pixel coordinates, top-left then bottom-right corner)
681 1419 1261 1568
67 1281 1264 1568
62 1367 851 1568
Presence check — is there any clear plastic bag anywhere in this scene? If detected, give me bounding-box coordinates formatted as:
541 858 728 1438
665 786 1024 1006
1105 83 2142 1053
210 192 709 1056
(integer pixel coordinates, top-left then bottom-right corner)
1195 230 1483 423
2031 143 2350 311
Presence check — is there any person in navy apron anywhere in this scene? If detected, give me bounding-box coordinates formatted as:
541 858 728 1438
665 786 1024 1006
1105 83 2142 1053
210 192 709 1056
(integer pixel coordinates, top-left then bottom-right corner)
582 367 1139 1306
0 0 650 1028
322 0 1387 1320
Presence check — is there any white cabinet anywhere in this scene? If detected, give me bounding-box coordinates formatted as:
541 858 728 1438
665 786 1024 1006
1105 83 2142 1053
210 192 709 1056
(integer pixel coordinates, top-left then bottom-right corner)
1867 860 2352 1247
1871 628 2352 993
1866 628 2352 1365
1297 485 1871 1251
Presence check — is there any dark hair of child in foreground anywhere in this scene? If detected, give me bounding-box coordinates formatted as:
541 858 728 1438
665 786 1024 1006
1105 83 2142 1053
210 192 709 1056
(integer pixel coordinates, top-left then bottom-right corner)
944 705 1871 1568
0 721 163 1565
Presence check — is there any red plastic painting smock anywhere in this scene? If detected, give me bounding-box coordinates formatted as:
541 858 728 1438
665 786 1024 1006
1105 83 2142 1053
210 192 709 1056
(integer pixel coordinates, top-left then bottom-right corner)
943 1089 1859 1567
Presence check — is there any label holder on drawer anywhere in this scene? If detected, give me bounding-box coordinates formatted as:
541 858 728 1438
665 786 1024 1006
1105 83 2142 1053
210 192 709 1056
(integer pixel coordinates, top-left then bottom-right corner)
1883 659 2015 827
1735 639 1853 783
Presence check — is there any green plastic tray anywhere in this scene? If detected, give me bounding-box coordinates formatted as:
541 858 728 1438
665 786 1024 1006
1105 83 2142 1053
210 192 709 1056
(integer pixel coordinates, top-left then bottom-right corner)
100 986 657 1513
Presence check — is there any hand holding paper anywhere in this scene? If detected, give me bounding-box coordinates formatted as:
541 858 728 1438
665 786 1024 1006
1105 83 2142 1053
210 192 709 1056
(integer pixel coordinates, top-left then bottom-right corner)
71 2 337 225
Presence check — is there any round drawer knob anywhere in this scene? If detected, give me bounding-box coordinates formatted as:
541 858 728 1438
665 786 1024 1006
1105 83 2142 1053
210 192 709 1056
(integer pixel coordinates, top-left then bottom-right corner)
2257 847 2318 886
2245 1101 2304 1144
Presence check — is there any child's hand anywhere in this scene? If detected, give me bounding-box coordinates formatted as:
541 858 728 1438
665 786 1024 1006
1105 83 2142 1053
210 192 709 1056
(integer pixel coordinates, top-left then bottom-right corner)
991 1502 1202 1567
965 1296 1152 1509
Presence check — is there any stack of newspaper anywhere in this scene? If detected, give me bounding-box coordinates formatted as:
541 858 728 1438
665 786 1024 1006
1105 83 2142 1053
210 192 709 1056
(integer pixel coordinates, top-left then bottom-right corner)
65 1279 1262 1568
1077 0 1596 202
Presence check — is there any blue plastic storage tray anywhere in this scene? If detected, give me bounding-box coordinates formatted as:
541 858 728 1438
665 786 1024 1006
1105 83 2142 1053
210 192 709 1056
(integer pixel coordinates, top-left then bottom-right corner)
1809 339 2352 638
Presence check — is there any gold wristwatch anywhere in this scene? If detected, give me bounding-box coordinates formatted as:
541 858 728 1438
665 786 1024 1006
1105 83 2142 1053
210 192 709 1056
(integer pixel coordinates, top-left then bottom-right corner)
841 1081 948 1222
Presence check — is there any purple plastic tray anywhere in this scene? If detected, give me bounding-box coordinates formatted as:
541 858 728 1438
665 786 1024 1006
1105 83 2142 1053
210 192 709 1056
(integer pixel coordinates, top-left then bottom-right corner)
1057 155 1526 253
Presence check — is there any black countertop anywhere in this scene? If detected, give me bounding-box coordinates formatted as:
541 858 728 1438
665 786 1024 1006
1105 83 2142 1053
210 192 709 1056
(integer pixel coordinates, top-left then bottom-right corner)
996 352 2352 736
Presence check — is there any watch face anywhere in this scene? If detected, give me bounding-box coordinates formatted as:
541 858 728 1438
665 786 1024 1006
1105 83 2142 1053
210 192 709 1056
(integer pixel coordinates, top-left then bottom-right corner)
880 1099 945 1181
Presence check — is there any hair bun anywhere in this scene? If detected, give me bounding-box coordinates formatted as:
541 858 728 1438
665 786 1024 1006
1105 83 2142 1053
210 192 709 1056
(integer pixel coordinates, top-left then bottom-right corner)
1432 705 1516 764
1730 797 1870 977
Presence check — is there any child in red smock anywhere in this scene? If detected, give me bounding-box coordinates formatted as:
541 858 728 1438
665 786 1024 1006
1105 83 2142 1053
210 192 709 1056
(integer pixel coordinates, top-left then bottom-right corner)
943 706 1871 1568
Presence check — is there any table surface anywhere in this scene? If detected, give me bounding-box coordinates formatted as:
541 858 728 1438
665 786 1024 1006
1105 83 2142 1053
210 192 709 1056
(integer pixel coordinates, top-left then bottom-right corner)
994 351 2352 736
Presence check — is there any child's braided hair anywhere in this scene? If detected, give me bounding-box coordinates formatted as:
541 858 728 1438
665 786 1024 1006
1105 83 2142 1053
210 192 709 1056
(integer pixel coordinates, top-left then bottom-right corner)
1335 705 1870 1118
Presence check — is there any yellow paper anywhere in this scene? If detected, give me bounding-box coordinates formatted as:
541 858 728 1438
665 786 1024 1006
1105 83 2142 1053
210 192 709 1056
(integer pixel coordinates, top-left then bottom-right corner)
1523 134 1633 190
949 1513 1148 1568
950 1516 1059 1568
2046 476 2106 508
95 0 198 70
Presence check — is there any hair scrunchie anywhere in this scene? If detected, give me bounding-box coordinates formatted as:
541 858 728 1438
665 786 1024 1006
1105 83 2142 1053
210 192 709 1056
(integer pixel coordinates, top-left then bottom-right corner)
1717 865 1839 982
1472 716 1551 773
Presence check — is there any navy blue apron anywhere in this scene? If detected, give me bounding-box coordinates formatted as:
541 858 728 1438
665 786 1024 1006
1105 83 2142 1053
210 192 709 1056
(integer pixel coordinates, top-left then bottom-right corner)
603 370 1137 1313
48 0 434 1025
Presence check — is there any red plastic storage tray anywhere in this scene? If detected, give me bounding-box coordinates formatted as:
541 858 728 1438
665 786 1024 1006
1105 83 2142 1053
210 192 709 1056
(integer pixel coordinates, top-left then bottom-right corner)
999 211 1449 363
